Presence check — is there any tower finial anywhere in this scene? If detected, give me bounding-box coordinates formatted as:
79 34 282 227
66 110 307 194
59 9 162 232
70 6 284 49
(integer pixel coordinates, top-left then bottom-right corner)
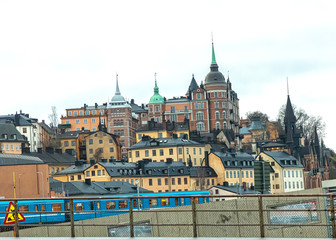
211 34 217 65
115 73 121 95
154 72 159 94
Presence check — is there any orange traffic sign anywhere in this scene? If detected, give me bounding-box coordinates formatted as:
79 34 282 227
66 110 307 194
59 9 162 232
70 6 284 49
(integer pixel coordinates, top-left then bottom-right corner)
4 202 25 225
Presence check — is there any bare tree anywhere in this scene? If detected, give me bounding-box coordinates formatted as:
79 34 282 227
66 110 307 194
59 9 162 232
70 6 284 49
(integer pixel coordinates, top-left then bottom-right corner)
245 111 269 123
277 104 326 141
48 106 59 128
93 148 103 162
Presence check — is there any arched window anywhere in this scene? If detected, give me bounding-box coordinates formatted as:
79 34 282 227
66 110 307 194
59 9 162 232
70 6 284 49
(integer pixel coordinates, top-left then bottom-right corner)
216 122 220 130
215 111 220 120
196 122 205 131
223 121 227 129
222 111 226 119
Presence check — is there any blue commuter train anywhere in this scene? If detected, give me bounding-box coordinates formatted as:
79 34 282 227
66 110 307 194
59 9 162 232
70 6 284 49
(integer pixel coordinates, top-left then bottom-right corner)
0 191 209 226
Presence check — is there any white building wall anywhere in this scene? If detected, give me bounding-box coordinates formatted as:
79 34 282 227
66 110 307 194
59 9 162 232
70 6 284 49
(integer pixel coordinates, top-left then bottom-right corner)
282 168 305 193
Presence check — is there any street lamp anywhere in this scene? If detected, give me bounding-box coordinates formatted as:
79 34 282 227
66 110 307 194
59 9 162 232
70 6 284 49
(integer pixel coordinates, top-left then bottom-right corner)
135 179 140 210
36 172 44 198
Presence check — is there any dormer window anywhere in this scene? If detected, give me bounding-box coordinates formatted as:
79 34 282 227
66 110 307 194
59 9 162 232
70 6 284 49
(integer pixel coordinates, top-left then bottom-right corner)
3 134 7 139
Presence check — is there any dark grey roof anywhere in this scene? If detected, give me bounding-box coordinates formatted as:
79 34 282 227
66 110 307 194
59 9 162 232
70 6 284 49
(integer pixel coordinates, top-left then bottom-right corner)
22 152 76 165
0 123 27 142
187 75 199 93
166 97 190 103
99 160 190 177
212 151 255 169
130 137 202 150
190 166 217 178
137 119 189 133
58 130 91 139
40 121 55 135
0 154 44 165
130 102 147 113
213 185 260 194
0 113 36 126
262 151 303 168
54 163 91 175
239 117 265 135
50 180 153 196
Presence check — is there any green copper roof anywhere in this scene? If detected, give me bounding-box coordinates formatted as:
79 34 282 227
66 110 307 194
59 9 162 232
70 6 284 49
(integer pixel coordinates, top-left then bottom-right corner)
149 80 164 104
211 42 217 65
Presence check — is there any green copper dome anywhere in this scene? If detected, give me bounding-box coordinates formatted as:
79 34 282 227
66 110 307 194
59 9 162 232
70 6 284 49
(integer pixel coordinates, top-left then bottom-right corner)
149 80 164 104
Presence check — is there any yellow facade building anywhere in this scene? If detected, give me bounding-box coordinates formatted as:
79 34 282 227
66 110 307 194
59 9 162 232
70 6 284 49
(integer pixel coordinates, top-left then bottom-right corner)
128 136 205 166
59 130 90 160
0 123 28 154
85 131 122 162
256 151 304 194
136 119 190 143
53 158 217 193
208 151 255 188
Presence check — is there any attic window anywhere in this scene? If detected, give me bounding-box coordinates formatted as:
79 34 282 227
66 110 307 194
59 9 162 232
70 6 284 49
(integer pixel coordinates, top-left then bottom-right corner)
94 165 98 169
147 170 152 175
179 169 184 173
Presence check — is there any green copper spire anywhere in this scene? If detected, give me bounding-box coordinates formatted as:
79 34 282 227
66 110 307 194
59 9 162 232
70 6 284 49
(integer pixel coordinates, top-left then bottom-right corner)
211 41 217 65
149 73 164 104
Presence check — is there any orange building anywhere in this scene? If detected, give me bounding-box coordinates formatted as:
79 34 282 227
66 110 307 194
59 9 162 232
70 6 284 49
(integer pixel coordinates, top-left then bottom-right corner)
0 154 49 198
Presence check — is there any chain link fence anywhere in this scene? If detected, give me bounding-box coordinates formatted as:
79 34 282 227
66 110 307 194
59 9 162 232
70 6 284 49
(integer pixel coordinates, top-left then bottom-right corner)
0 193 334 238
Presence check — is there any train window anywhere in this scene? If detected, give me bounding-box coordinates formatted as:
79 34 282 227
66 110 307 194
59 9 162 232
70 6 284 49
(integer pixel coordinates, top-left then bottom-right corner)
203 197 207 203
106 201 116 209
35 205 39 212
19 206 29 213
149 199 158 207
133 200 137 209
175 198 178 205
52 204 62 212
90 202 94 210
41 204 45 212
118 200 128 209
194 198 199 204
161 198 169 206
181 198 185 205
96 202 100 210
75 203 84 211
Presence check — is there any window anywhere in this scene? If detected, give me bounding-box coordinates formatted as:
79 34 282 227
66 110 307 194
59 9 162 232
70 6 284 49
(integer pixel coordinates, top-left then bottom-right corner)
160 149 164 156
214 92 218 98
284 171 286 177
196 112 204 120
226 171 229 178
199 148 202 155
76 119 80 124
196 93 201 99
234 171 236 178
89 149 93 154
276 184 280 189
145 150 149 157
178 148 182 154
288 171 290 177
165 178 168 185
92 119 96 123
169 149 173 155
222 111 226 119
68 111 72 116
70 176 74 181
64 141 69 147
86 171 90 177
66 120 70 124
246 171 249 178
79 110 83 116
106 201 116 209
275 173 279 178
172 178 175 185
149 179 153 186
118 201 128 209
110 147 114 152
78 175 81 180
149 199 158 207
289 182 291 189
91 171 95 176
193 148 196 154
75 203 83 211
250 171 253 178
285 182 287 189
178 178 181 185
196 122 205 131
222 102 226 108
171 106 175 113
184 178 188 184
158 178 161 185
84 119 88 123
215 111 220 120
136 151 140 157
71 141 76 146
74 111 78 116
216 122 220 130
215 102 219 108
52 204 62 212
171 114 177 122
161 198 169 206
195 103 199 109
98 170 101 176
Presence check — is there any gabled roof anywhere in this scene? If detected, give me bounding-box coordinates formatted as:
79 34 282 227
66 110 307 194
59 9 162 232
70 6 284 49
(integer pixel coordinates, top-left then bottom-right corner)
0 154 44 165
212 185 260 194
54 163 91 175
261 151 303 168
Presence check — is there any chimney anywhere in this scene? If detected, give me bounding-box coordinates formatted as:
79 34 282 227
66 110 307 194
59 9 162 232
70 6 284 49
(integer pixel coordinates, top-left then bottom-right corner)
138 160 145 172
37 148 42 154
223 181 229 187
55 149 62 154
141 104 144 109
85 178 91 185
109 157 116 163
204 151 209 167
101 158 107 162
46 147 54 154
131 99 134 104
90 159 95 165
172 134 178 139
22 147 30 154
166 158 173 164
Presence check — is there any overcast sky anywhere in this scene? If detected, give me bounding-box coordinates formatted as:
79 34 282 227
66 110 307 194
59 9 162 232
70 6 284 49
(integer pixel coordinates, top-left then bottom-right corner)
0 1 335 150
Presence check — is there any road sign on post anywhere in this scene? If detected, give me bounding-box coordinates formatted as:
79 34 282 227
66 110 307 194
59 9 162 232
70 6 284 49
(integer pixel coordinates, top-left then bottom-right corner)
4 202 25 225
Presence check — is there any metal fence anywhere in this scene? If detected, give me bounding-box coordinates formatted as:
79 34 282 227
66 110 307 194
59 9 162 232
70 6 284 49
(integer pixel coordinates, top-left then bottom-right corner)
0 193 335 238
